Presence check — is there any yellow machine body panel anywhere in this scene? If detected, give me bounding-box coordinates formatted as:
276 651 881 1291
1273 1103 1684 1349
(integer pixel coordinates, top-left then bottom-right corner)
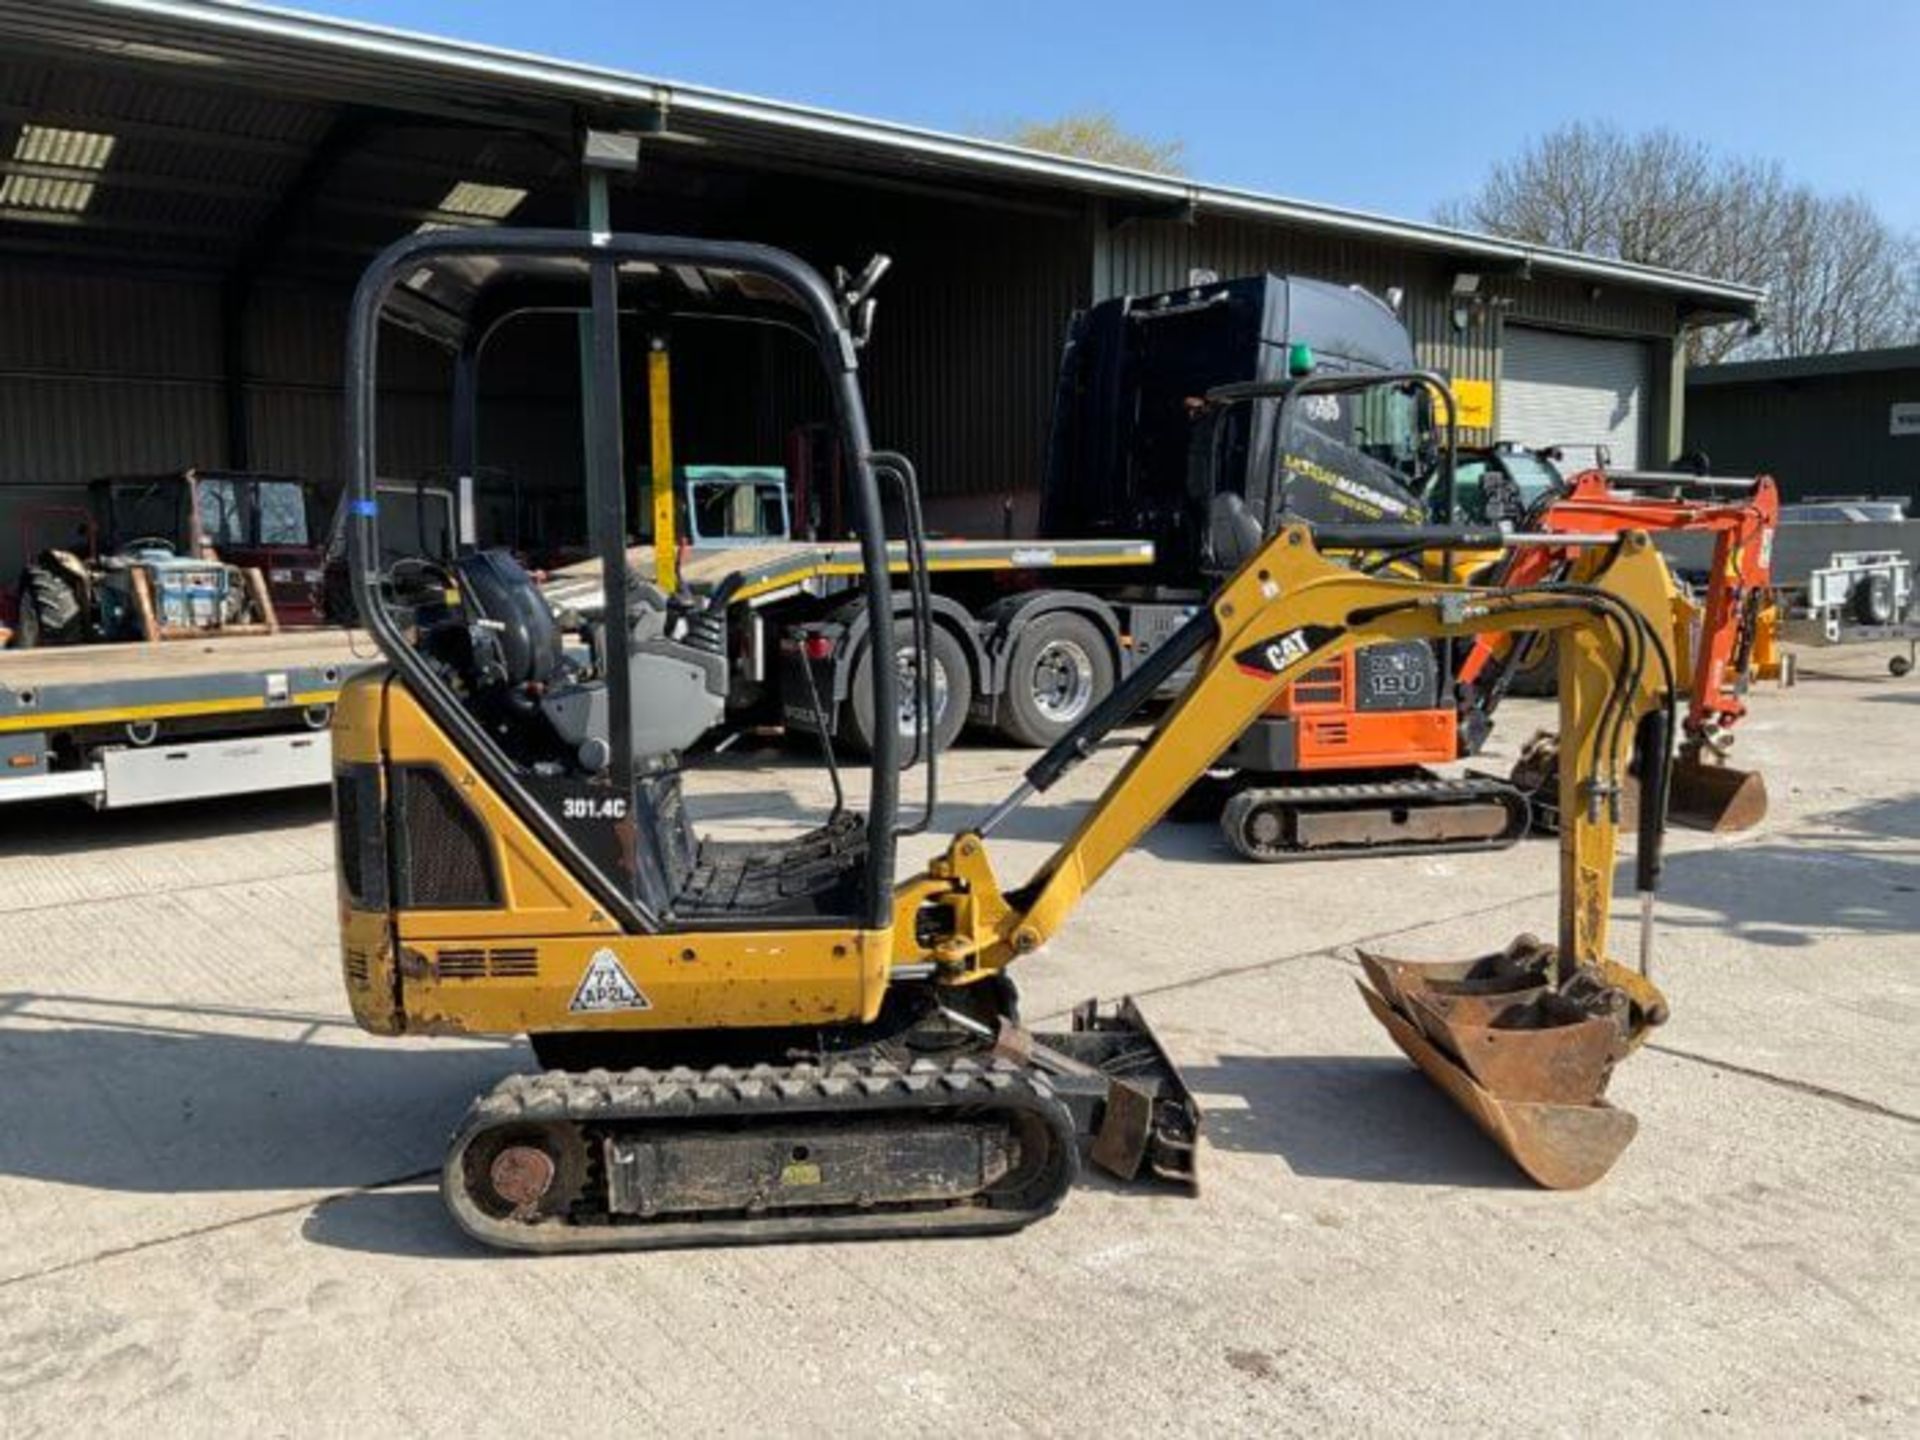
332 669 889 1040
337 528 1672 1055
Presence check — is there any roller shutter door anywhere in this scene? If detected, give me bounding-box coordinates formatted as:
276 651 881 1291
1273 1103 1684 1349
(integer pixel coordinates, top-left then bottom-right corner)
1499 326 1651 468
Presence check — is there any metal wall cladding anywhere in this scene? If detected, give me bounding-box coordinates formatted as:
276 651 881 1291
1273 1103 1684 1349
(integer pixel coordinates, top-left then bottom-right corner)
0 268 225 484
0 264 459 489
0 268 221 374
248 282 451 391
0 375 223 486
0 204 1685 510
1101 214 1680 448
1687 368 1920 504
852 207 1084 498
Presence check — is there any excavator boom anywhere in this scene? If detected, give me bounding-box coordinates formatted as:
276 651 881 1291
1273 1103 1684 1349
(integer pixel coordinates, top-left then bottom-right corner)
896 521 1677 1190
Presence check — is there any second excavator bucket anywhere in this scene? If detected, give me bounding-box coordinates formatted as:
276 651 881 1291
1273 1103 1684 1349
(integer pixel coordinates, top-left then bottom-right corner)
1666 748 1769 833
1355 939 1658 1190
1509 732 1769 835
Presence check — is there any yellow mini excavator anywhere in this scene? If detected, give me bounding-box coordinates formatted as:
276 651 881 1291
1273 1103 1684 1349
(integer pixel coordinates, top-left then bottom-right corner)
333 229 1680 1251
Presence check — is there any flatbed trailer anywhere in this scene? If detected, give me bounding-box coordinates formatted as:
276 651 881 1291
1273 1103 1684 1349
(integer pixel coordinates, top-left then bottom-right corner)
545 534 1170 752
0 629 374 807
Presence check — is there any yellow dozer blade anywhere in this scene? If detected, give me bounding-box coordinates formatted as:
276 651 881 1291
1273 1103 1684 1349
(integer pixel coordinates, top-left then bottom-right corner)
1356 941 1658 1189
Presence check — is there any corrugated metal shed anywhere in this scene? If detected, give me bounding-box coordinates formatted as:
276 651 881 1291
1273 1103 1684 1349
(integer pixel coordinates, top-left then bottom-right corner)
0 0 1760 551
1687 349 1920 504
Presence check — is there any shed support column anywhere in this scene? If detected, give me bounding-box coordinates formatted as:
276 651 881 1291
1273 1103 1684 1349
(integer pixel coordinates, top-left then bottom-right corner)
1085 197 1113 304
1653 333 1687 466
221 277 251 470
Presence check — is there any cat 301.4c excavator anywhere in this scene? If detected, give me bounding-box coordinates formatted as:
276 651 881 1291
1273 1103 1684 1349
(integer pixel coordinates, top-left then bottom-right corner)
333 228 1681 1252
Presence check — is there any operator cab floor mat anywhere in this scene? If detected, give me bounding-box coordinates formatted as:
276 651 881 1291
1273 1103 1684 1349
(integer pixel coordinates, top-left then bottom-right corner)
672 811 869 919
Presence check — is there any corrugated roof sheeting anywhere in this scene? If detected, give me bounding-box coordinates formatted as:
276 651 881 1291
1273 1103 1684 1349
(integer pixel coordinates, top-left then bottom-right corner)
0 2 1761 314
0 54 328 144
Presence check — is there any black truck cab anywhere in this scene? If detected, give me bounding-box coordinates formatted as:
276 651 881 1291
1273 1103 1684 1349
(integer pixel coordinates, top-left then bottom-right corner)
1042 273 1430 586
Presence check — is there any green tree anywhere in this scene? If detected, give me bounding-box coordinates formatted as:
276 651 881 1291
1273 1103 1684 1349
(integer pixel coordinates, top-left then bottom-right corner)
995 111 1185 175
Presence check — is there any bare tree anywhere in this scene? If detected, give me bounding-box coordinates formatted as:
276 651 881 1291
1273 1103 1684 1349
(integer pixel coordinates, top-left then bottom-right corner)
994 111 1185 175
1438 123 1920 362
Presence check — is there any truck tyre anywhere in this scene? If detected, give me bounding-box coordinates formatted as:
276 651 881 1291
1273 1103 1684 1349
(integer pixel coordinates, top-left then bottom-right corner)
996 611 1115 747
844 620 971 761
10 578 39 649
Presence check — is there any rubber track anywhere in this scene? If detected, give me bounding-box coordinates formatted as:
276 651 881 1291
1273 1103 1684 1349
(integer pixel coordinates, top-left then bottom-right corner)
443 1053 1079 1253
1222 774 1531 862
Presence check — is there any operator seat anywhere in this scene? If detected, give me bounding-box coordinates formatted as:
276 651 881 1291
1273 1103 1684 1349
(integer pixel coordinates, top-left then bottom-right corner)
454 549 566 693
451 549 728 770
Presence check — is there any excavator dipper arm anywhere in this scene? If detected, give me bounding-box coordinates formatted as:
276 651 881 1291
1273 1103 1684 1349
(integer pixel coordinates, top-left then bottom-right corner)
896 521 1679 1189
899 521 1672 985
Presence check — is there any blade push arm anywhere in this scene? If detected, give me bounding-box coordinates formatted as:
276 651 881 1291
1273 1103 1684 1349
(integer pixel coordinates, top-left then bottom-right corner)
895 522 1677 993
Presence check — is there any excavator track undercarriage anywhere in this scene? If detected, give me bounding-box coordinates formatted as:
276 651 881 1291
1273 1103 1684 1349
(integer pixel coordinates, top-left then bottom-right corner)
443 996 1202 1253
1214 773 1532 861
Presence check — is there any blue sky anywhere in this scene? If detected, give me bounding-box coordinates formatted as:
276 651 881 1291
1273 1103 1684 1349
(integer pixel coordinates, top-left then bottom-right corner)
316 0 1920 231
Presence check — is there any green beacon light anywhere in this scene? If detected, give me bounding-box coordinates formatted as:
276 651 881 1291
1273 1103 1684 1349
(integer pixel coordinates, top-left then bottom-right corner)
1286 341 1316 377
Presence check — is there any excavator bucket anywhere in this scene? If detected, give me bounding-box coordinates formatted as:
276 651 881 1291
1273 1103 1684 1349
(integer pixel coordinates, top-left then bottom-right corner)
1509 732 1769 835
1666 749 1768 833
1355 940 1642 1189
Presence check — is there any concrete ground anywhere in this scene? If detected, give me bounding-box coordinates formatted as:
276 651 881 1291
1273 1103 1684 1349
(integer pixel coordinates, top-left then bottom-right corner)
0 643 1914 1436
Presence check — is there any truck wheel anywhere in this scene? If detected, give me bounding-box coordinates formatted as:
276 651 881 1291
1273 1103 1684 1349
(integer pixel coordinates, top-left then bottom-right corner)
844 621 971 761
996 612 1115 747
10 585 38 649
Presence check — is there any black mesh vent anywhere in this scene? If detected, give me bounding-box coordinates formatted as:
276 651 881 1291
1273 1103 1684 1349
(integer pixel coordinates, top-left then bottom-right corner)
393 765 501 909
333 766 387 909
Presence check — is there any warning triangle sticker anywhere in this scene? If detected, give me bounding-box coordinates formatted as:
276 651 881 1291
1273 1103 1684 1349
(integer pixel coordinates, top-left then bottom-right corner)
568 949 652 1013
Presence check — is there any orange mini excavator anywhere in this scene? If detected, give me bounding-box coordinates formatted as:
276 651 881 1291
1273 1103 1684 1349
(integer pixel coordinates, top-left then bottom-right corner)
1458 467 1780 833
1198 452 1778 857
